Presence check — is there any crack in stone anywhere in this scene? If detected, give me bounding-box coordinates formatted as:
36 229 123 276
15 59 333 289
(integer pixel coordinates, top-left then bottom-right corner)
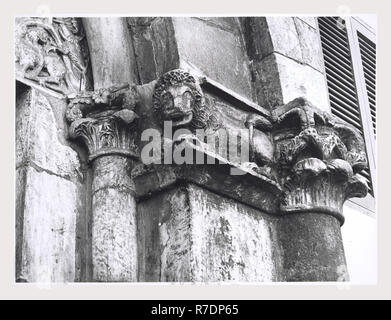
16 160 79 183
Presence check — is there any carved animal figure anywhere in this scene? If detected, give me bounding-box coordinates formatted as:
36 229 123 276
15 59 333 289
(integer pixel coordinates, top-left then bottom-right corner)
271 97 329 130
15 28 48 80
153 69 219 132
41 48 68 86
15 18 89 93
271 97 368 174
15 25 68 88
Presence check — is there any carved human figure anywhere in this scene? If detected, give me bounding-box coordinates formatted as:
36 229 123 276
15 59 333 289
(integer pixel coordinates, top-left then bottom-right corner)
52 17 89 87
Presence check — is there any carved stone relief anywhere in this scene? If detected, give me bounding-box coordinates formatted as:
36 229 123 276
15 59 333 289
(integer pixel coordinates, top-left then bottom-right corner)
15 17 91 96
66 84 139 161
151 71 369 222
152 69 220 134
271 97 368 222
65 69 369 222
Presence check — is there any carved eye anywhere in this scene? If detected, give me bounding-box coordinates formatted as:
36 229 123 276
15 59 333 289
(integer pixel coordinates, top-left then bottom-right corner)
182 91 193 109
162 92 173 109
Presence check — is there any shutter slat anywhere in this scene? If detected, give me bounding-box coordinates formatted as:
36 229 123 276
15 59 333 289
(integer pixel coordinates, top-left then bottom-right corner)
319 17 350 39
323 60 358 88
318 17 375 195
328 92 361 120
359 47 376 66
325 72 360 98
358 36 376 51
364 78 376 92
357 31 376 139
319 32 353 60
328 106 362 130
323 54 356 77
362 60 376 79
320 37 355 66
323 60 357 86
365 84 376 97
358 33 376 52
327 83 360 111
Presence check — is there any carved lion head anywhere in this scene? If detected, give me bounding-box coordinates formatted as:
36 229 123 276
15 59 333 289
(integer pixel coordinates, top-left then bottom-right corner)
153 69 218 131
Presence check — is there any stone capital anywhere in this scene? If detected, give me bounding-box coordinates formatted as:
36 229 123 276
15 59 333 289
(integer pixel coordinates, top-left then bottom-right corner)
66 84 140 161
271 97 369 223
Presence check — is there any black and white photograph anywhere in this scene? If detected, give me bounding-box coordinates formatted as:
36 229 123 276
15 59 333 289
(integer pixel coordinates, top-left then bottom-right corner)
14 14 377 285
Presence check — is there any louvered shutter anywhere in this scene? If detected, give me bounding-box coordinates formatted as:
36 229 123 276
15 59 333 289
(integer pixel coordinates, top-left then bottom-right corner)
318 16 374 196
357 31 376 137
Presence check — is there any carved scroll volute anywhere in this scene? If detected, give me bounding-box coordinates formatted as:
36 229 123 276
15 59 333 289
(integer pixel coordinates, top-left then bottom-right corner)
66 84 140 162
271 97 369 224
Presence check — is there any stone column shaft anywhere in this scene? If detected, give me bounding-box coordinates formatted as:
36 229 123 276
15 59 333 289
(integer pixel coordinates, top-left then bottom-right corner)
70 18 140 281
91 155 137 281
278 213 348 281
66 89 140 281
82 17 138 89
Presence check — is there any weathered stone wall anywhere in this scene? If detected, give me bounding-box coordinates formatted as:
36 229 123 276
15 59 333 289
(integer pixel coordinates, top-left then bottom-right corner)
15 84 88 282
128 17 330 111
241 17 330 111
138 184 281 282
128 17 254 99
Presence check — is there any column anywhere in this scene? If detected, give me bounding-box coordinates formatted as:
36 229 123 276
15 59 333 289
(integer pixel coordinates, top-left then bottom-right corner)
67 87 139 281
272 97 369 281
76 18 140 281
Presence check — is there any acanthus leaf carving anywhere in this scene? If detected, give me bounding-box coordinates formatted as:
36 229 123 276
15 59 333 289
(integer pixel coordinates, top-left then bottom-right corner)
270 97 369 223
69 115 139 161
66 84 140 161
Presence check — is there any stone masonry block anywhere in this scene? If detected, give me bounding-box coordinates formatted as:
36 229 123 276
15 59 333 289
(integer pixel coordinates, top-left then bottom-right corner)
294 17 325 72
274 53 330 112
137 184 280 282
15 89 82 182
172 17 254 100
295 16 318 29
266 17 303 62
188 184 280 282
18 166 78 282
